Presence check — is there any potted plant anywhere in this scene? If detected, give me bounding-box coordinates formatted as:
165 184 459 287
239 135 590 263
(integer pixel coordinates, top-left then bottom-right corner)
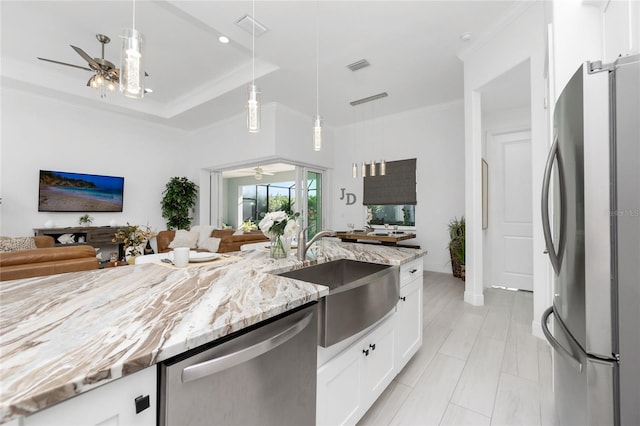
447 216 465 280
78 214 94 227
161 177 198 230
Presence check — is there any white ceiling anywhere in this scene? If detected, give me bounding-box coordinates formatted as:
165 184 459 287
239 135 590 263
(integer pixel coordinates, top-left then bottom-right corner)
1 1 529 131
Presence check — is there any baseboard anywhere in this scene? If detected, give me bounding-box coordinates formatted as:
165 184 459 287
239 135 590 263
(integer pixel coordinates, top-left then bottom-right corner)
464 290 484 306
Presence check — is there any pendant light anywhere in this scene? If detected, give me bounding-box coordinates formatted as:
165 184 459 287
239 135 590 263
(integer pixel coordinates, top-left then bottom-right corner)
120 0 145 99
246 0 260 133
312 2 322 151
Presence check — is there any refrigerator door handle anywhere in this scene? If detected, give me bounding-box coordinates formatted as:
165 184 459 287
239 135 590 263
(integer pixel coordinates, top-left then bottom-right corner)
541 135 567 275
542 306 583 372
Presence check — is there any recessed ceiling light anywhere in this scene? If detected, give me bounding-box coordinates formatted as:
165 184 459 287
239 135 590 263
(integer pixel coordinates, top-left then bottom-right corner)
219 35 230 44
461 32 472 42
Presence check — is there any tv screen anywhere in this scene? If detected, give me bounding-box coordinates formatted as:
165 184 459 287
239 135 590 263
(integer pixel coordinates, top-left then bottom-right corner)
38 170 124 212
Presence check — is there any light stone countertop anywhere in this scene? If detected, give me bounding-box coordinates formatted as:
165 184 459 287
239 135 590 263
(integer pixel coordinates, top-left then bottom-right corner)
0 240 425 424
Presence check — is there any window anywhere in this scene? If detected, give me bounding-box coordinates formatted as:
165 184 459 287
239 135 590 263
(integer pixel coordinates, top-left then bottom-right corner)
241 181 296 223
363 158 417 227
367 204 415 227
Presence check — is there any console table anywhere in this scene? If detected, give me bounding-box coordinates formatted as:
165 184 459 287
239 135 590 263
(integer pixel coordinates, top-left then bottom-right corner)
34 226 125 261
335 231 416 246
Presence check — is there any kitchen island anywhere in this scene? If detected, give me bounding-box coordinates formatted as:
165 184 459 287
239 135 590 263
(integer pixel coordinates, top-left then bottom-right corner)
0 240 425 425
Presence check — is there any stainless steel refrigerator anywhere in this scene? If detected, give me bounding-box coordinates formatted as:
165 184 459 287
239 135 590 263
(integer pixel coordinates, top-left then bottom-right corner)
541 54 639 426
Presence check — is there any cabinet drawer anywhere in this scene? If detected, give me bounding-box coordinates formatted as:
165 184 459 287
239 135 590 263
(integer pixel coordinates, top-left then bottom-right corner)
400 259 423 286
88 228 119 243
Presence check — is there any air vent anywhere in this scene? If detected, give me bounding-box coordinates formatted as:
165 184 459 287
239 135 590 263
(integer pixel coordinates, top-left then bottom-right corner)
350 92 389 106
347 59 371 72
236 14 269 37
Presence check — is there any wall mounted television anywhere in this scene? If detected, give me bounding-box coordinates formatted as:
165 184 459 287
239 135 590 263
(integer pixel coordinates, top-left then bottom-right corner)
38 170 124 212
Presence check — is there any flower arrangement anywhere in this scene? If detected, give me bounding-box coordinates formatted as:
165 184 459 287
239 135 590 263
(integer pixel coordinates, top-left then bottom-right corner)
240 220 258 232
113 223 155 258
259 211 300 258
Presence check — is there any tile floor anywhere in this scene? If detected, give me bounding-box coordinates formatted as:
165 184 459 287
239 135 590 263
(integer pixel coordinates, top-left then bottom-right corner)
358 271 556 426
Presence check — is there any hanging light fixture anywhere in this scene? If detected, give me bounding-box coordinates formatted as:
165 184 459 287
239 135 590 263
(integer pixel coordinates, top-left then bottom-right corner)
246 0 260 133
120 0 145 99
352 163 358 178
380 159 386 176
312 2 322 151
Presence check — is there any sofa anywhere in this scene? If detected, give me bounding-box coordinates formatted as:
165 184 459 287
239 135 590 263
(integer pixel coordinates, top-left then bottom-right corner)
0 236 99 281
156 228 269 254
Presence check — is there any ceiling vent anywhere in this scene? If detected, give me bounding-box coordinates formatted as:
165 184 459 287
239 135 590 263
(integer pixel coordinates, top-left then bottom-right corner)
236 14 269 37
347 59 371 72
350 92 388 106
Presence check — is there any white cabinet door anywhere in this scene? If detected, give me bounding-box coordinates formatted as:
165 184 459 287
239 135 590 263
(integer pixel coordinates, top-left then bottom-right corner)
396 277 423 371
361 315 396 407
317 344 362 426
24 367 156 426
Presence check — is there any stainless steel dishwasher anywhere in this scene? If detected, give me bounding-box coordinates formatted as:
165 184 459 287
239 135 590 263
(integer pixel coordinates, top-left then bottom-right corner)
158 304 317 426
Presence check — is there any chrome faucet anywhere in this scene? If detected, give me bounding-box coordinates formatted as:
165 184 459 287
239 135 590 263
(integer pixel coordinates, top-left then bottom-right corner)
297 228 336 261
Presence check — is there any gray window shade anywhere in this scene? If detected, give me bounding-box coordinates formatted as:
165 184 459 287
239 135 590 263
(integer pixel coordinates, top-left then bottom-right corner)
363 158 416 205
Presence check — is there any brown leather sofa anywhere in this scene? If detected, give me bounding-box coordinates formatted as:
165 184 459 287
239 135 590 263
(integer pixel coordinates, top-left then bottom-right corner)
0 236 99 281
156 229 269 254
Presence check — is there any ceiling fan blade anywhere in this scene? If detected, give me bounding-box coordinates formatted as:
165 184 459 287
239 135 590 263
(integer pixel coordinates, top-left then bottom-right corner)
70 45 101 69
37 57 93 72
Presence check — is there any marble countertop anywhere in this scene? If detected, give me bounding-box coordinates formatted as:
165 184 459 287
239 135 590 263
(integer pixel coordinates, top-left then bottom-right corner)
0 240 425 423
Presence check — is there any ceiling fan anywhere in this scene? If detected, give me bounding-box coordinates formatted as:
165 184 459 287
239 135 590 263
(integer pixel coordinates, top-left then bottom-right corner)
253 167 275 180
37 34 150 97
38 34 120 95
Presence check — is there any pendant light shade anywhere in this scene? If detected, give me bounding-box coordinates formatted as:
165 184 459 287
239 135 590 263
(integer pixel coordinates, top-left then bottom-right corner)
380 159 386 176
361 162 367 178
120 28 144 99
246 0 261 133
370 161 376 177
247 84 260 133
352 163 358 178
312 2 322 151
313 115 322 151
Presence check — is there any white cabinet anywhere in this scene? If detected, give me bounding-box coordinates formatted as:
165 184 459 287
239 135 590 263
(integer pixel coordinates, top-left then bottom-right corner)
396 258 424 372
396 276 423 371
317 258 424 426
361 315 396 407
317 315 395 426
24 366 156 426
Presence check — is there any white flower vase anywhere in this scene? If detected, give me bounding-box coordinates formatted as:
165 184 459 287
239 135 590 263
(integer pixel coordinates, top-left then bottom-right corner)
270 234 289 259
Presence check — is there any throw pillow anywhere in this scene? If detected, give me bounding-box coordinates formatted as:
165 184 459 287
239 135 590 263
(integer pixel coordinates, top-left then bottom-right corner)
190 225 217 248
168 230 199 249
0 237 37 253
198 237 221 253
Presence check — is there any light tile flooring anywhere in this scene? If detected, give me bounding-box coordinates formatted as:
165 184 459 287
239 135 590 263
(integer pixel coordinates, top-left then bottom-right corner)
358 271 556 426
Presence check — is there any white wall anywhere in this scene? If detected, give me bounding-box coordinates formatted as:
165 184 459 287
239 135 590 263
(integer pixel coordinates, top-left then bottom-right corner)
189 102 334 226
461 2 549 336
330 101 465 273
0 88 190 238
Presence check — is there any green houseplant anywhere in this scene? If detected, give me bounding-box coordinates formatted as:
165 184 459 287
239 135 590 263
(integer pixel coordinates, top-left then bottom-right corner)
161 177 198 230
448 216 465 280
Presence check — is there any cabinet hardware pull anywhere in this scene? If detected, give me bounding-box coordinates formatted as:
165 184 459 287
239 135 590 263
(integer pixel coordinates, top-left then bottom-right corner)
409 268 418 273
362 349 370 356
369 344 376 351
400 296 406 302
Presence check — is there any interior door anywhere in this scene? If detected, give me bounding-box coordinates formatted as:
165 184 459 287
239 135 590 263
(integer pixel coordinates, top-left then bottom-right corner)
487 130 533 291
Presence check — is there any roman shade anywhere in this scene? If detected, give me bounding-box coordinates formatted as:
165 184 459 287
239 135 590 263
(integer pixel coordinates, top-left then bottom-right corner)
363 158 417 205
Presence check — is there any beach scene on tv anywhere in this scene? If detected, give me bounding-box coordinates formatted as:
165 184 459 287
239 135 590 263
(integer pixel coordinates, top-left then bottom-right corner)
38 170 124 212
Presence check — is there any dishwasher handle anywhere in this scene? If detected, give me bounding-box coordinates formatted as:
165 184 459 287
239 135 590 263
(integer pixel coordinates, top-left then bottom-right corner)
181 310 314 383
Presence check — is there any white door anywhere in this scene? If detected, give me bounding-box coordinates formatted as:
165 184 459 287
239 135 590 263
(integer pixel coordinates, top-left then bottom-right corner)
486 130 533 291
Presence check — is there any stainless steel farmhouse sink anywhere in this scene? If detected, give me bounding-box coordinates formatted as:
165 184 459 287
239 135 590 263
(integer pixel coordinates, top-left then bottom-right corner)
277 259 399 347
